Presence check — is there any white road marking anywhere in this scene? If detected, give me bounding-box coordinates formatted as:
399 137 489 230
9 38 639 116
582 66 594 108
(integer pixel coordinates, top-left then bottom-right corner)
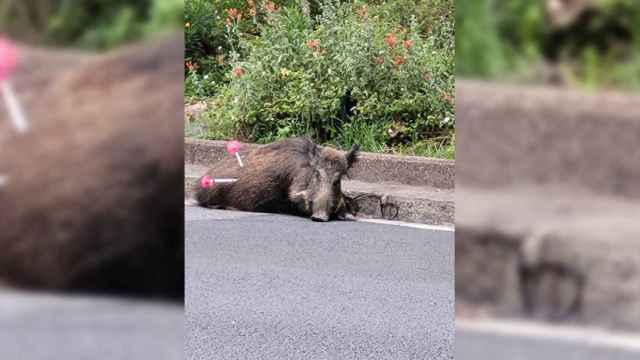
182 206 455 231
457 318 640 352
356 218 454 232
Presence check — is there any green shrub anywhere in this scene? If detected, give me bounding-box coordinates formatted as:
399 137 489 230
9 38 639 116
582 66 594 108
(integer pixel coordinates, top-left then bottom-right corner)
184 0 229 99
0 0 182 49
456 0 508 77
200 0 454 156
185 0 305 100
184 0 456 100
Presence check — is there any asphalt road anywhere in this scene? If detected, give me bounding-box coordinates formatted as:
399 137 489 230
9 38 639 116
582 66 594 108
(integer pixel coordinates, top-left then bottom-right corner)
0 290 183 360
457 320 640 360
185 207 454 360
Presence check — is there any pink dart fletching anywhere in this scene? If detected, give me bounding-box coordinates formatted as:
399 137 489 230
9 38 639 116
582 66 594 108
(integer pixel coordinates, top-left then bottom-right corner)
226 140 242 155
200 175 214 189
0 38 18 81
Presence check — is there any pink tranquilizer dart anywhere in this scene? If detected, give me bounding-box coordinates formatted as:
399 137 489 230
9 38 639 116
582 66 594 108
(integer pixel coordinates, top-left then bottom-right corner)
200 175 237 189
0 37 28 133
226 140 244 167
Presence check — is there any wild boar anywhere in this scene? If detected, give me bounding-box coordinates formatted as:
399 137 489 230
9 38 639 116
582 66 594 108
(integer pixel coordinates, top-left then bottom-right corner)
195 137 359 222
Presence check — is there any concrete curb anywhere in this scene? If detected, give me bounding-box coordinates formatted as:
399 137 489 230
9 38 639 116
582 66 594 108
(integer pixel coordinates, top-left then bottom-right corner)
455 80 640 332
456 80 640 199
184 168 454 226
342 181 454 226
455 185 640 332
185 138 455 189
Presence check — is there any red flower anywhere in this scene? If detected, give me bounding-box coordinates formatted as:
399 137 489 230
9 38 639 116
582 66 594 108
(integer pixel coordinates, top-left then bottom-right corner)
225 8 242 23
185 61 197 72
232 67 245 78
441 91 454 105
306 39 320 51
403 39 413 49
384 33 397 49
393 56 405 68
226 8 239 19
263 1 279 13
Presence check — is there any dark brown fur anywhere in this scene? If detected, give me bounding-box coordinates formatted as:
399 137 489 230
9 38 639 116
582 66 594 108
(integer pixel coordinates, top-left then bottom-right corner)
195 137 358 221
0 34 184 299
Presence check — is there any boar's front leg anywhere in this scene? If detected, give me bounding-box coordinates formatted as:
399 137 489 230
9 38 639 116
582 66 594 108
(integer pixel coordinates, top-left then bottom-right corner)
333 194 349 220
332 193 357 221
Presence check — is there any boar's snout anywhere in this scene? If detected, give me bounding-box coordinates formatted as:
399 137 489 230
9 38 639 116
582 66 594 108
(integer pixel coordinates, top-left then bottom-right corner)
309 179 334 222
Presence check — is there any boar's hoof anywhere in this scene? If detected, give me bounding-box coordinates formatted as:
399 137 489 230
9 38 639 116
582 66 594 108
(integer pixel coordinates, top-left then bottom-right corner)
311 212 329 222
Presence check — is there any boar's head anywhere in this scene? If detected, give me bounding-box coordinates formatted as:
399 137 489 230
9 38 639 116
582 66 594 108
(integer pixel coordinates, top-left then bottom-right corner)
303 144 359 222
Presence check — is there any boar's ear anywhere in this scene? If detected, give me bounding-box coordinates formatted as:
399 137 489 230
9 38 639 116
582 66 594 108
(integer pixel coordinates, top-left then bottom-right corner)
346 144 359 168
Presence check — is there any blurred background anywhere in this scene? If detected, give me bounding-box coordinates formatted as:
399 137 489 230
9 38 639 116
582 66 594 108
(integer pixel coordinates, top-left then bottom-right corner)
457 0 640 92
0 0 182 49
0 1 183 359
456 0 640 359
